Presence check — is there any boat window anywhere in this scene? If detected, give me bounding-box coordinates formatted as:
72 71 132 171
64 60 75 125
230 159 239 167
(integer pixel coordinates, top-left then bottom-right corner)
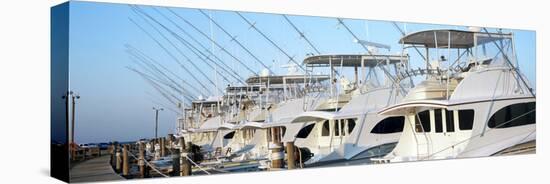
223 131 235 139
280 127 286 137
370 116 405 134
446 110 455 132
415 110 431 132
488 102 536 129
296 124 315 138
347 119 356 134
434 109 443 133
458 110 475 130
322 120 330 136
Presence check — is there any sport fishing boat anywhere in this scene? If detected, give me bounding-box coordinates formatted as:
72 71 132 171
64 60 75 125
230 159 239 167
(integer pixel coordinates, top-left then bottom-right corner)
377 28 536 162
288 53 411 165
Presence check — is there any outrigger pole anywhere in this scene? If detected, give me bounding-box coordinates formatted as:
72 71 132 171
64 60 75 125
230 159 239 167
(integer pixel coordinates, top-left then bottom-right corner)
336 18 407 95
198 9 274 74
166 8 259 76
235 12 308 74
131 7 225 94
126 44 202 98
282 15 321 55
129 16 214 96
151 7 245 84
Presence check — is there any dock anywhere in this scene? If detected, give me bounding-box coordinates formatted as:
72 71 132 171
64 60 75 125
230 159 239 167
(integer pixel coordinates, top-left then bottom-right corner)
70 155 124 183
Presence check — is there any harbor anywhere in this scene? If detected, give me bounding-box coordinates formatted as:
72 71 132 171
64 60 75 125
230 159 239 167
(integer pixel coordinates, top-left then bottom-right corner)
59 2 536 182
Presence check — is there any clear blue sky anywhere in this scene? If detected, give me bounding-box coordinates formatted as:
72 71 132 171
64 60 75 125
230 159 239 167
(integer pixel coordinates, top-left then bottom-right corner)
67 1 536 143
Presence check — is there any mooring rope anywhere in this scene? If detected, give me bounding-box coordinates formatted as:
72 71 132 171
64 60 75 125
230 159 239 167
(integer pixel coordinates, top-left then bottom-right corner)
126 149 170 178
183 154 211 175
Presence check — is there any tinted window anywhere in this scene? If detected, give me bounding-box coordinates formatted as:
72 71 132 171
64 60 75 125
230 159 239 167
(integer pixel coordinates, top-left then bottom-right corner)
488 102 536 128
434 109 443 133
334 120 341 136
223 131 235 139
348 119 356 134
322 120 330 136
296 124 315 138
370 116 405 134
458 110 474 130
446 110 455 132
415 110 431 132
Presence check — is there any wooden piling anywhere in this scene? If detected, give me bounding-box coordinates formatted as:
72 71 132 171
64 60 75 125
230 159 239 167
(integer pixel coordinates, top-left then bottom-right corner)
115 146 122 173
122 145 129 176
181 147 191 176
160 137 166 157
172 148 181 176
138 142 146 178
167 134 174 149
286 142 296 169
270 127 284 169
178 137 186 150
271 142 284 168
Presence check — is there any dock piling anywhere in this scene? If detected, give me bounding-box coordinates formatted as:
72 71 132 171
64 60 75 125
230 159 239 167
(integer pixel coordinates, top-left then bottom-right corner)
122 145 129 176
172 148 181 176
138 142 146 178
286 142 296 169
115 146 121 173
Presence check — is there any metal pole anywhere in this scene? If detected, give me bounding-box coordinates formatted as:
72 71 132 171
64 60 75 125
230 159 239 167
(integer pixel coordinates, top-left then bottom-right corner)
155 109 159 139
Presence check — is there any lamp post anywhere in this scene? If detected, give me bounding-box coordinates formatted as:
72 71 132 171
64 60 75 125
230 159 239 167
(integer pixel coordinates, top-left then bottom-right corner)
153 107 164 139
63 91 80 161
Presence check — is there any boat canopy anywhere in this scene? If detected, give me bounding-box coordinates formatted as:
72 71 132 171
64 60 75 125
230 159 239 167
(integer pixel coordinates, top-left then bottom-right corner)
246 74 329 84
303 54 407 67
399 29 513 48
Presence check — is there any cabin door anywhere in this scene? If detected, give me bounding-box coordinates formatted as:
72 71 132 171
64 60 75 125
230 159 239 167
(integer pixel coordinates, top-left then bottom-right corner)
331 119 346 151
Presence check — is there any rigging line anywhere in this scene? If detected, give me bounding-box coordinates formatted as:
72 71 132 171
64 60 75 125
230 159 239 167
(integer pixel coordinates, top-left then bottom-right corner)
128 55 193 98
127 49 187 91
127 52 195 99
198 9 273 73
337 18 407 95
282 15 321 55
165 8 258 75
148 8 231 84
127 54 195 101
126 30 204 98
129 15 213 97
130 8 215 95
148 8 237 84
481 28 535 98
141 73 180 106
149 7 243 84
126 44 201 97
127 66 191 103
282 14 341 77
131 8 223 94
147 96 183 115
235 11 307 74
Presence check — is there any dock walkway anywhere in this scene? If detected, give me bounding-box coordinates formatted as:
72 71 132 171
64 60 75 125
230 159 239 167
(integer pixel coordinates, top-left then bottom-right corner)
70 155 124 183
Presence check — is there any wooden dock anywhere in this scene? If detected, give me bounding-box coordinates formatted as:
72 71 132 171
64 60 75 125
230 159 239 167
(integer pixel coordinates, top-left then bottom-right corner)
70 155 124 183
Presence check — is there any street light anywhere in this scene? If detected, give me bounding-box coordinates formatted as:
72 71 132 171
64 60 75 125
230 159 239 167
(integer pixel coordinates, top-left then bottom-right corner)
63 90 80 161
153 107 164 139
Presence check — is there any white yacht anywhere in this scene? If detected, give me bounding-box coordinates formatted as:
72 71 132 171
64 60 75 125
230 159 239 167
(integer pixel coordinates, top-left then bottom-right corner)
288 54 411 165
377 29 536 162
